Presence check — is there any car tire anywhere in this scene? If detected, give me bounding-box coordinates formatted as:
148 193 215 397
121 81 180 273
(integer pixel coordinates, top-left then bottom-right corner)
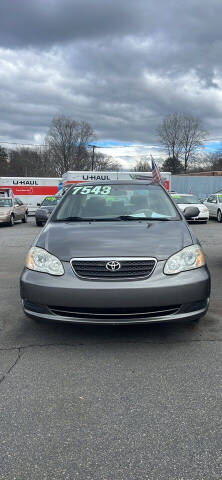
8 214 14 227
217 210 222 223
36 220 42 226
22 213 27 223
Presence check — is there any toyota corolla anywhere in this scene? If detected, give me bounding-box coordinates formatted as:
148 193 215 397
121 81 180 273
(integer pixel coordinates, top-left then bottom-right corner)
20 181 210 325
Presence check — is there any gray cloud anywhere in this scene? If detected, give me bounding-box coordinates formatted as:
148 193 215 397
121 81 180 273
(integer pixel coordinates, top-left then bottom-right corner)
1 0 222 154
0 0 142 48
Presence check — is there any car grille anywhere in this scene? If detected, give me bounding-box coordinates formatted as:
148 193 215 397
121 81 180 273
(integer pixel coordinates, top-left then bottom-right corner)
48 305 181 321
70 258 157 280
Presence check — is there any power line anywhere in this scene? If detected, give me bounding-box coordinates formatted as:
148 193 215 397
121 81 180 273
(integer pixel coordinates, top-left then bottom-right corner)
0 141 47 147
0 140 166 149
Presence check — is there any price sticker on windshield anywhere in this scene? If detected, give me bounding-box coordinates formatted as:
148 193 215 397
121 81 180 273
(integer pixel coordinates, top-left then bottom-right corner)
72 186 112 195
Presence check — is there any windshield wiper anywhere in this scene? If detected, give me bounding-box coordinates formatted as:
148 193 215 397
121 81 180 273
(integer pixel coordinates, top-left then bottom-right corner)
55 215 172 222
55 216 91 222
110 215 172 221
55 216 120 222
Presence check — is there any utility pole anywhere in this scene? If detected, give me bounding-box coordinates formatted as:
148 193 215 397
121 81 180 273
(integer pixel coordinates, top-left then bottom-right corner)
91 145 96 171
6 148 11 164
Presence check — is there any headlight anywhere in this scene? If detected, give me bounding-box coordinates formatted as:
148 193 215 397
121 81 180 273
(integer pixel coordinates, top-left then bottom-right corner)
164 245 205 275
26 247 64 276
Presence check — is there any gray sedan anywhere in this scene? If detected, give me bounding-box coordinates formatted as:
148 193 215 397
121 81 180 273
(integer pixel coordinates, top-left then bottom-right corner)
35 195 61 226
20 181 210 325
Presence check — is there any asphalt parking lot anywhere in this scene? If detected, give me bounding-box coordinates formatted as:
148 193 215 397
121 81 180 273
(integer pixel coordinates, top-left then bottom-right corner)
0 218 222 480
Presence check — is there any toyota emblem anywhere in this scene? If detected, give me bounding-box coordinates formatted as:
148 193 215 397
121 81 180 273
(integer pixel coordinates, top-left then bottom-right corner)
106 261 121 271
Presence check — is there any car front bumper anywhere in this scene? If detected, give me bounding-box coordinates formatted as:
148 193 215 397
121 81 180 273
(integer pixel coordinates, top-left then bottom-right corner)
20 261 211 325
35 214 49 222
0 215 10 223
189 211 209 222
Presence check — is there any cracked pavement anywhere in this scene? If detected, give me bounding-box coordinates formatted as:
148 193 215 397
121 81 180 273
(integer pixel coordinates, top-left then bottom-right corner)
0 218 222 479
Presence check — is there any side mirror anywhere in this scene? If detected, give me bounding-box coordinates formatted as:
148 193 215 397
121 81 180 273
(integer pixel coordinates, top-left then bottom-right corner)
184 207 199 220
37 203 41 206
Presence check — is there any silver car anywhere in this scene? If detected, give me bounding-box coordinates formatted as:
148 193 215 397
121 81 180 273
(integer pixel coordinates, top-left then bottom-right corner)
20 181 210 325
35 195 62 226
171 194 209 223
0 197 28 226
204 193 222 222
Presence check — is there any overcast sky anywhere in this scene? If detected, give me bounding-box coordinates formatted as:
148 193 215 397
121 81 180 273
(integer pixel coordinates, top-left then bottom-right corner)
0 0 222 165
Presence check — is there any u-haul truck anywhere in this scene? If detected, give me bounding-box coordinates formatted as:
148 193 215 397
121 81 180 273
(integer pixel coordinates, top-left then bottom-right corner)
0 177 60 214
62 171 171 191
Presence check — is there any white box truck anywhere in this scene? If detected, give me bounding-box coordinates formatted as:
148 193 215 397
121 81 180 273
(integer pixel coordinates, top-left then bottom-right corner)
0 177 60 214
62 171 171 191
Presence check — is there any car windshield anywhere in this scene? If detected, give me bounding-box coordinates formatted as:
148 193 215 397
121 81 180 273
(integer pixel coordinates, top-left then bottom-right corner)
52 183 179 221
0 198 12 207
172 195 200 205
41 196 58 206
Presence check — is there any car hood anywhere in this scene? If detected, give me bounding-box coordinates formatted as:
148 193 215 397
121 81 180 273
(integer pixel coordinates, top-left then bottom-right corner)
177 203 207 212
35 220 194 261
37 206 55 214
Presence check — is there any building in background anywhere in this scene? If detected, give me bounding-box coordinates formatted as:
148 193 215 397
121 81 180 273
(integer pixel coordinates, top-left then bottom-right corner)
172 173 222 199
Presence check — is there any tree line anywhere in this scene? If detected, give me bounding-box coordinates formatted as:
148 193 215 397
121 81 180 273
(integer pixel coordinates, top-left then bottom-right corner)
0 116 120 177
133 151 222 175
0 112 219 177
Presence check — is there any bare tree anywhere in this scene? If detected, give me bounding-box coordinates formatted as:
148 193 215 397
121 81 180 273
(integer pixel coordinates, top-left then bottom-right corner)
157 113 207 172
2 148 45 177
45 116 95 175
207 151 222 171
0 146 9 175
90 152 120 171
181 116 207 172
132 159 151 171
0 146 63 178
0 146 119 178
157 113 183 161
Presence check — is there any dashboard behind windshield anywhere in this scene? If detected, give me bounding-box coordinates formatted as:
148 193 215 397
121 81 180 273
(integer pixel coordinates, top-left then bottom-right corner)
172 195 200 205
41 197 58 206
53 184 179 221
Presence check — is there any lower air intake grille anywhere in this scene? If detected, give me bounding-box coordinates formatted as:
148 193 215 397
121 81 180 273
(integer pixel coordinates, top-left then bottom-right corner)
71 258 156 280
48 305 181 320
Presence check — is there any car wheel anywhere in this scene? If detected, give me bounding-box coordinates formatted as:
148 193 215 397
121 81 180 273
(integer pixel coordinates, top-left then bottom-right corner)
36 220 42 226
22 212 27 223
9 214 14 226
217 210 222 222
